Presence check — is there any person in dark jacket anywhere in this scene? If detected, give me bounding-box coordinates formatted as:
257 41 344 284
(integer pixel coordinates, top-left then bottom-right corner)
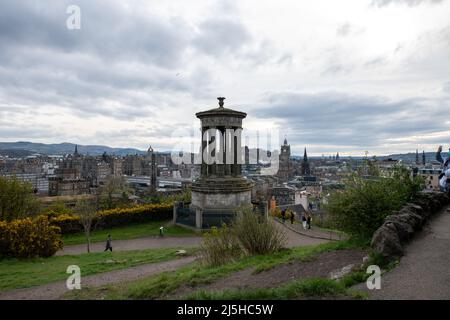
104 234 112 252
290 211 295 224
301 213 307 229
281 209 286 223
306 213 312 229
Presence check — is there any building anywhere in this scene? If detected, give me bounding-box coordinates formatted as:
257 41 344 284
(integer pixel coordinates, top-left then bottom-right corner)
177 97 254 229
269 185 303 206
301 147 311 176
418 167 442 191
276 138 294 182
48 168 89 196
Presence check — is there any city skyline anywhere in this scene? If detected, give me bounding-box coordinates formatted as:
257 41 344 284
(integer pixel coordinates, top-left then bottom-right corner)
1 0 450 156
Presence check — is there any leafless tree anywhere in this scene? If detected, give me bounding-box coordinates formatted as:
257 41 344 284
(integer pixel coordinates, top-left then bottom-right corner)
74 199 97 253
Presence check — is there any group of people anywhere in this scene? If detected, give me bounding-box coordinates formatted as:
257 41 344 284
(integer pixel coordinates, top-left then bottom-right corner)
437 145 450 192
280 209 312 230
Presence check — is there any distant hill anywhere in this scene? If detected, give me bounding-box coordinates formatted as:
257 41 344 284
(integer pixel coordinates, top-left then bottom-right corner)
0 142 147 156
379 152 441 163
0 148 35 157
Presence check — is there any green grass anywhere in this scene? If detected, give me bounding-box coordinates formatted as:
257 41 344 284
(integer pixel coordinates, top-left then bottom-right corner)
0 247 198 292
62 221 198 246
184 278 347 300
66 239 364 300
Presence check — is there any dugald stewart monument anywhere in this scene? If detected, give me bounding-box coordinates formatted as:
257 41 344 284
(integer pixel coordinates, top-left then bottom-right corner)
190 97 254 229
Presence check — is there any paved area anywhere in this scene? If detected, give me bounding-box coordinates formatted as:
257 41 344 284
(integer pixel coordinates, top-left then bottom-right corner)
275 218 345 241
0 256 197 300
57 236 203 256
357 206 450 299
275 220 330 247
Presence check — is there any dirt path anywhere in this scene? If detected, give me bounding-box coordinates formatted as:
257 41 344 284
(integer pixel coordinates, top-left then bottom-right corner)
355 206 450 299
57 236 203 256
173 249 367 298
58 223 326 256
0 256 197 300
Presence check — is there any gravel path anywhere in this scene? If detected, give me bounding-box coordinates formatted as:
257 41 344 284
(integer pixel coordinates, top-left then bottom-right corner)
57 236 203 256
58 223 326 256
355 206 450 299
0 256 197 300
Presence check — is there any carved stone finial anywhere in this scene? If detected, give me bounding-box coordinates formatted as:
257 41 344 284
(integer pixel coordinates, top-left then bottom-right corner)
217 97 225 108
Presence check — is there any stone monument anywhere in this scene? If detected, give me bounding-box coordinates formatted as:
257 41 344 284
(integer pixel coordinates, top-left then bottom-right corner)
190 97 254 229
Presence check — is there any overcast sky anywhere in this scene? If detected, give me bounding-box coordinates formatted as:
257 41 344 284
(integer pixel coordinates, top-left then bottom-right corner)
0 0 449 156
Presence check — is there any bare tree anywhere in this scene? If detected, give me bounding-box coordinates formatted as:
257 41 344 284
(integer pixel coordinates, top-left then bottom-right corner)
74 199 97 253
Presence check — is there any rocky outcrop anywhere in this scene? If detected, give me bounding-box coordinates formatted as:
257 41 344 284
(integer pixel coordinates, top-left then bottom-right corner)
371 191 450 261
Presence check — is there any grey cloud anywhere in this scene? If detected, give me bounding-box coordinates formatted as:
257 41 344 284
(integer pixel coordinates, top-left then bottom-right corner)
371 0 444 7
252 91 449 149
0 0 192 68
193 18 251 57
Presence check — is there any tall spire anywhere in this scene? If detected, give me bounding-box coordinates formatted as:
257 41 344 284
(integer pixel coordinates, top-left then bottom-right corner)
303 147 308 162
74 144 78 156
422 150 426 165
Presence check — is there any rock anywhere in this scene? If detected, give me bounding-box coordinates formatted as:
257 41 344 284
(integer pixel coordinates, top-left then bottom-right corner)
175 249 187 256
371 223 403 260
384 217 414 243
393 211 424 230
329 264 355 280
413 199 432 217
362 255 370 264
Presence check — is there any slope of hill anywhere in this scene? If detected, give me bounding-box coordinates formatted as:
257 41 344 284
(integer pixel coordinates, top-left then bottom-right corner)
0 142 146 156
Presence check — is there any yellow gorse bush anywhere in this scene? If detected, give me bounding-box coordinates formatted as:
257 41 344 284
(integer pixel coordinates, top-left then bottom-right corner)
50 203 173 234
269 207 295 220
0 215 63 258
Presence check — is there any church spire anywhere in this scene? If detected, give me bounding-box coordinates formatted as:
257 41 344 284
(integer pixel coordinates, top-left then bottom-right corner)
74 144 78 156
303 147 308 162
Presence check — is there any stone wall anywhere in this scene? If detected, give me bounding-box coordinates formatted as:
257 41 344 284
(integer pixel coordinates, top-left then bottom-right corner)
371 191 450 261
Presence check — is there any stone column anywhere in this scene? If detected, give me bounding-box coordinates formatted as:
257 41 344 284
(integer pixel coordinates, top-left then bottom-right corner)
201 126 207 177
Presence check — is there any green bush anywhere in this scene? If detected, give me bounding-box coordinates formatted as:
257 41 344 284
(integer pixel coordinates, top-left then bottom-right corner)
200 224 242 267
0 176 40 221
233 209 287 255
200 208 287 266
326 165 424 240
0 216 63 258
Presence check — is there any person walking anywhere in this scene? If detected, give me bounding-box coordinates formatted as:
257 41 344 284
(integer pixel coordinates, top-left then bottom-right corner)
281 209 286 223
104 234 112 252
290 211 295 225
301 213 307 230
306 213 312 230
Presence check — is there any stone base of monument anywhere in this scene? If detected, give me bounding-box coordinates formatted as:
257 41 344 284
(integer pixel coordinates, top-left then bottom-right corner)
191 189 252 229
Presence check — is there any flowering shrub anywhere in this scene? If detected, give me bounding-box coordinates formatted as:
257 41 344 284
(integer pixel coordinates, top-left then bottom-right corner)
0 216 63 258
269 207 295 220
50 203 173 234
